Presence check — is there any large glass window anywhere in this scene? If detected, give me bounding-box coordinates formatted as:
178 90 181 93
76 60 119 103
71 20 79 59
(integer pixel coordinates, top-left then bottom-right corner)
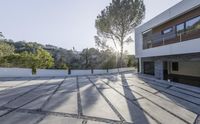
176 23 185 34
162 27 173 34
143 29 152 38
143 62 155 75
142 29 152 49
186 16 200 32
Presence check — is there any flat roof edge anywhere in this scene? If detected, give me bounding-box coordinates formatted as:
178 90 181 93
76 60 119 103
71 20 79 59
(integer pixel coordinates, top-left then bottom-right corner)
136 0 200 31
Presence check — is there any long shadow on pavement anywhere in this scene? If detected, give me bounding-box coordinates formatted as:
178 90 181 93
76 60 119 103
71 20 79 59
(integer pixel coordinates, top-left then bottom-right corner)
104 74 152 123
136 76 200 115
0 77 102 124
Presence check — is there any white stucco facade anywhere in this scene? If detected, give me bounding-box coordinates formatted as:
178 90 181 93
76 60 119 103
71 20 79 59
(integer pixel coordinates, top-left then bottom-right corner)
135 0 200 58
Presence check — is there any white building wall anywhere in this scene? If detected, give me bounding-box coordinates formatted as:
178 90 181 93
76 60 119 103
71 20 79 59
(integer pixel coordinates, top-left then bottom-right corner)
0 67 135 78
170 61 200 77
136 38 200 58
135 0 200 58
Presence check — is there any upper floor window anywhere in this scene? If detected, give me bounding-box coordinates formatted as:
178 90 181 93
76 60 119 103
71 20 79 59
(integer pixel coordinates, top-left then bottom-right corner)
143 29 152 38
162 27 173 34
186 16 200 32
176 23 185 34
142 29 152 49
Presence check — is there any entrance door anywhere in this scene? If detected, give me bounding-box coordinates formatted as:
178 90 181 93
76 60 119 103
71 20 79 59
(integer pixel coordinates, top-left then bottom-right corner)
163 61 168 80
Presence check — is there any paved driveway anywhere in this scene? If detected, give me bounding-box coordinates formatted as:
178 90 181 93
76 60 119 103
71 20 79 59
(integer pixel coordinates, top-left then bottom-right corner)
0 72 199 124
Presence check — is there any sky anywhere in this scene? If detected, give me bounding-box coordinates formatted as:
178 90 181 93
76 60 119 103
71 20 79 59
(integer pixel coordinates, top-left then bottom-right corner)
0 0 182 54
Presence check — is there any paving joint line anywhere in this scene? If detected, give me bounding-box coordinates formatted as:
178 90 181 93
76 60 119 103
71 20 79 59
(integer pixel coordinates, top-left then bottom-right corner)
12 77 39 88
120 77 200 115
99 78 161 124
155 88 200 106
0 77 56 107
100 76 143 102
0 92 51 118
131 74 200 99
194 115 200 124
140 76 200 95
0 78 36 95
88 77 126 123
1 107 123 124
38 77 67 110
108 76 192 124
77 76 83 118
163 85 200 99
0 81 58 118
173 85 200 94
119 77 200 106
32 116 46 124
124 79 171 95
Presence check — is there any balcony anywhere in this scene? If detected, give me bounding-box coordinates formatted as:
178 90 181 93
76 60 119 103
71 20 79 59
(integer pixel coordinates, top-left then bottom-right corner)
143 28 200 49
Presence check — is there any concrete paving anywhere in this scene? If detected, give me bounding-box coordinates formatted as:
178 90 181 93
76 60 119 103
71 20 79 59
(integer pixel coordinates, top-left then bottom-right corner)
79 78 120 121
0 72 199 124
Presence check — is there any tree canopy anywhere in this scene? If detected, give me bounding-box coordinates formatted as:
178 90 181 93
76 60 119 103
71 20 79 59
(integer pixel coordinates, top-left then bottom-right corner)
95 0 145 67
0 34 136 70
0 42 15 57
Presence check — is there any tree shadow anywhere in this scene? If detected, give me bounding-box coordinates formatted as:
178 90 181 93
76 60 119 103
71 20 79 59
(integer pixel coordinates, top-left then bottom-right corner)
135 76 200 115
104 74 151 123
0 76 103 124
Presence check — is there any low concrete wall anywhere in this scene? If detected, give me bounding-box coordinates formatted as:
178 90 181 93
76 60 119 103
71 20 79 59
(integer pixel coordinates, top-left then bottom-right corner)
0 67 135 78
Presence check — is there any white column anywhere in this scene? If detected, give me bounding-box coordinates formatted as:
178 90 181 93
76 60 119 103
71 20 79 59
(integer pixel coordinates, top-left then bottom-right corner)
139 58 142 73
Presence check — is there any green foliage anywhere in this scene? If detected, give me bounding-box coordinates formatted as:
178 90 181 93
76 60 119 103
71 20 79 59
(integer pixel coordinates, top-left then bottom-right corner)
127 55 136 67
100 49 116 69
20 49 54 74
127 58 132 67
0 42 15 57
80 48 100 69
55 57 69 69
95 0 145 67
0 47 54 74
35 48 54 68
0 32 136 70
0 54 20 67
102 55 116 69
60 64 68 70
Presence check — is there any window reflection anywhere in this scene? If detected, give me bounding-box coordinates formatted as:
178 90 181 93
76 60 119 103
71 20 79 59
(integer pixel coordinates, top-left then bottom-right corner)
176 23 184 34
186 16 200 31
162 27 173 34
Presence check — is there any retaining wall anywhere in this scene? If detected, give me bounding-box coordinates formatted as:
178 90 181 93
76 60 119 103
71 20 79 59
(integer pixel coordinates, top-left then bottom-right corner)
0 67 135 77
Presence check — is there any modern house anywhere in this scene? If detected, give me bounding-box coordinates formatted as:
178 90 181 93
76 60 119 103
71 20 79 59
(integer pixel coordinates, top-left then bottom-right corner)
135 0 200 86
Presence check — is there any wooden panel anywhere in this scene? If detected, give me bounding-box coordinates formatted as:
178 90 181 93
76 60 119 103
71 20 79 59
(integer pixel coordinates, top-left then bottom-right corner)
152 6 200 34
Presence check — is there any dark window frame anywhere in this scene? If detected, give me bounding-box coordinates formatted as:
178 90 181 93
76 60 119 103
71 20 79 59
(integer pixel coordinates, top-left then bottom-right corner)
185 15 200 32
175 22 185 35
142 29 152 49
162 27 173 35
172 62 179 71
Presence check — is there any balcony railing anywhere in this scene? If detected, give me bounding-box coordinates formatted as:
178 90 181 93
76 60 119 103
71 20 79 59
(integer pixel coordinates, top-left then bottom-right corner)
143 28 200 49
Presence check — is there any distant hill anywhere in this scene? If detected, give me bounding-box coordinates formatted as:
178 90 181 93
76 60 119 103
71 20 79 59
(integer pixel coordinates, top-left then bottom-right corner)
0 39 136 69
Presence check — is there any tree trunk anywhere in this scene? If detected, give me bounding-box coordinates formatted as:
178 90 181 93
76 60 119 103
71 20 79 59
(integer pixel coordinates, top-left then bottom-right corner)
120 41 124 68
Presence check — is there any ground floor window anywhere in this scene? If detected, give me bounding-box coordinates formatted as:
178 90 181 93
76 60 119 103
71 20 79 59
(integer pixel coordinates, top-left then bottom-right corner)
172 62 179 71
143 61 155 75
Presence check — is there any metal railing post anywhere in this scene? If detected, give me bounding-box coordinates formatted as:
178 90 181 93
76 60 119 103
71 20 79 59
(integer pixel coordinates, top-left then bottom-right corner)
162 38 165 45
